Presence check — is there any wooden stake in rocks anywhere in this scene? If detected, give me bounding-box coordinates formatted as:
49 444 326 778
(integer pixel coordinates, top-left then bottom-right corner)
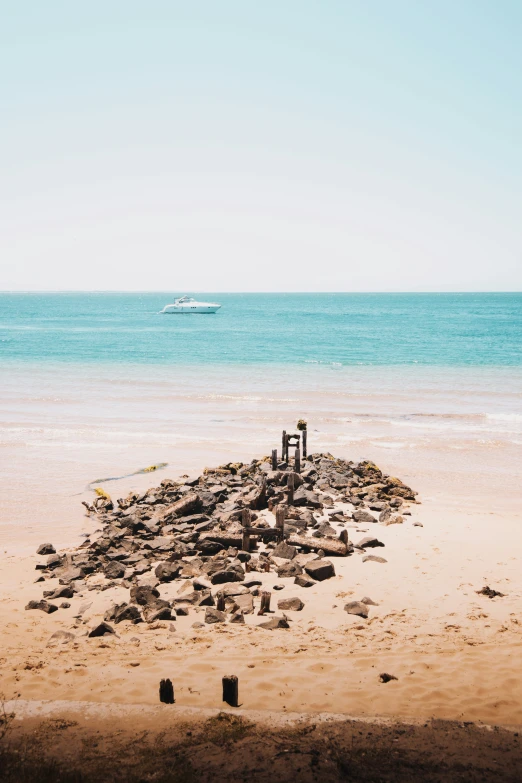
241 508 251 553
271 448 278 471
275 505 286 541
159 678 175 704
282 430 287 462
216 592 226 612
295 448 301 474
287 472 295 505
222 675 239 707
258 591 271 615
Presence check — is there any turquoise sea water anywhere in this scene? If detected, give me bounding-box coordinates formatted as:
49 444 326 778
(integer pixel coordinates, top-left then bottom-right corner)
1 292 521 366
1 292 521 551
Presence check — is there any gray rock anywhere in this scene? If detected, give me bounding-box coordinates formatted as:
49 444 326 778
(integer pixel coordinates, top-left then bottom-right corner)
378 508 392 524
60 602 71 609
175 606 189 616
277 597 304 611
25 600 58 614
88 622 116 638
155 562 182 582
344 601 369 618
355 536 385 549
276 561 303 578
142 601 172 622
103 562 126 580
353 510 377 524
130 585 160 605
258 616 290 630
361 596 378 605
105 603 142 624
294 574 316 588
379 672 398 683
304 559 335 581
205 607 226 624
229 612 245 624
232 593 254 614
210 569 244 585
362 555 387 563
292 487 322 508
46 554 64 570
37 543 56 555
271 541 297 560
43 585 75 600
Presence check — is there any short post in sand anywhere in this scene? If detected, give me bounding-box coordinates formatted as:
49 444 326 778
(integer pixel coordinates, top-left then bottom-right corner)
282 430 287 462
258 591 271 615
295 447 301 474
275 504 286 541
159 678 175 704
271 448 278 470
241 508 251 552
216 592 226 612
222 675 239 708
287 472 295 505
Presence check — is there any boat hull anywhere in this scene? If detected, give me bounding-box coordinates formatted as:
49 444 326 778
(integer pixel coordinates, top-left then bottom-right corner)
160 304 221 314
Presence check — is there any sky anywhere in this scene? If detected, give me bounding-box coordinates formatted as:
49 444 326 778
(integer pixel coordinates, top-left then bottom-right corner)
1 1 521 292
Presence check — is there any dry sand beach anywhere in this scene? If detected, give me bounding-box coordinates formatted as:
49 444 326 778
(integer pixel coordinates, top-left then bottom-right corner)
1 419 521 780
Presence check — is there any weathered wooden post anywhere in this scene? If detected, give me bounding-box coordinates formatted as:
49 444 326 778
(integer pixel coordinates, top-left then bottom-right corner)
282 430 287 462
275 504 286 541
258 591 271 615
271 448 278 471
302 428 307 459
159 678 175 704
295 448 301 474
222 675 239 707
287 472 295 505
216 592 226 612
241 508 251 552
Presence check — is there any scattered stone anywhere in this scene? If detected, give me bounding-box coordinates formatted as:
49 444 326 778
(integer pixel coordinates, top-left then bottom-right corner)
361 596 378 605
276 561 303 578
229 612 245 624
60 601 71 609
271 541 297 560
25 600 58 614
37 543 56 555
89 622 116 638
379 672 398 683
130 585 160 605
205 607 226 624
175 606 189 616
104 562 126 580
304 559 335 581
355 536 385 549
294 574 316 588
273 584 285 591
258 616 290 630
353 511 377 524
476 586 505 599
344 601 369 618
362 555 387 564
155 562 182 582
277 597 304 611
413 522 424 527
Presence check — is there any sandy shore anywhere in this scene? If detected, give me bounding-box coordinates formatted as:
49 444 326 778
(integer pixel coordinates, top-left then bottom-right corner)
1 465 521 728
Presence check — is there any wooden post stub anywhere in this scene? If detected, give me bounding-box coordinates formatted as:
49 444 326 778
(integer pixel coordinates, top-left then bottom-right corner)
282 431 287 462
271 448 278 471
295 448 301 474
287 472 295 505
241 508 251 552
258 591 272 615
339 529 349 545
159 678 175 704
216 592 226 612
275 505 286 540
302 429 307 458
222 675 239 707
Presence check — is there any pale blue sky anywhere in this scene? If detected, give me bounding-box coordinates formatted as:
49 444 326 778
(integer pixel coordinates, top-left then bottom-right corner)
1 1 521 291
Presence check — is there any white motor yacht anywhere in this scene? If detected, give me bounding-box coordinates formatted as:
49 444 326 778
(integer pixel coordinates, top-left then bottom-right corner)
160 296 221 314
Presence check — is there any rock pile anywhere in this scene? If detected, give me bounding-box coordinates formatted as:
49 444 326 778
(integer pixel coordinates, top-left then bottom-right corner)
27 453 417 630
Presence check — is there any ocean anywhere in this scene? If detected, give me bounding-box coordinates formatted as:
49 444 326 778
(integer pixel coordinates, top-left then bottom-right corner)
1 292 521 552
